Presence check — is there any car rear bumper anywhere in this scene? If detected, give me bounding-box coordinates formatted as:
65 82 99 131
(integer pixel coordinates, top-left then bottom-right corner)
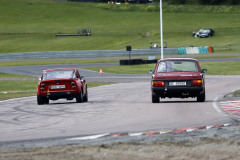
199 35 208 38
39 91 78 100
152 86 204 98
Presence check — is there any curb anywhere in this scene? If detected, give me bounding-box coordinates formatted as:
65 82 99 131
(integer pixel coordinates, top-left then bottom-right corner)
220 100 240 120
67 122 240 141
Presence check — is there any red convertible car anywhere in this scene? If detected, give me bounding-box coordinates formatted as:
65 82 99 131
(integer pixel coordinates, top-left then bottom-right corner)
150 58 207 103
37 68 88 105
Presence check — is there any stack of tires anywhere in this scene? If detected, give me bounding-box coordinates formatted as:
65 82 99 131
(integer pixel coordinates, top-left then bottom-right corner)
120 59 142 65
120 59 158 65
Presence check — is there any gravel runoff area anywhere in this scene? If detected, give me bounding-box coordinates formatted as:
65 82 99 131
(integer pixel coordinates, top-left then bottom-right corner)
0 124 239 160
0 95 239 160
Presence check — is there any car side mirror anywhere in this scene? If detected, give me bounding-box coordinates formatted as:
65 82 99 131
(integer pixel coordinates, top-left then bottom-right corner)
149 70 154 74
201 69 207 73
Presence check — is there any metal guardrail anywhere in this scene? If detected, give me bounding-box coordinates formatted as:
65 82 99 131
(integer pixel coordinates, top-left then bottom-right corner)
0 48 177 60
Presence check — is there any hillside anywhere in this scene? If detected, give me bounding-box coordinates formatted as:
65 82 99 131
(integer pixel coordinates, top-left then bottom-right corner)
0 0 239 53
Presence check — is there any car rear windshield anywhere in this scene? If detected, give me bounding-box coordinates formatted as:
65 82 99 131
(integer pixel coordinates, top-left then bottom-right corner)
200 30 210 33
157 60 199 73
43 70 76 80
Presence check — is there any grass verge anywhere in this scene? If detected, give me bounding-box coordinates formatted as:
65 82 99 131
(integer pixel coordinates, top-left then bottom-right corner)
80 61 240 75
0 72 34 78
1 55 240 67
227 90 240 97
0 59 119 67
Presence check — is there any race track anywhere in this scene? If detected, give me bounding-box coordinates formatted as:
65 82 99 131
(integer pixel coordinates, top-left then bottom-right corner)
0 75 239 143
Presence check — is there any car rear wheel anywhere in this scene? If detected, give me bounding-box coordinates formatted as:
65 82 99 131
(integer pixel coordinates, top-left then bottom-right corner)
83 90 88 102
45 98 49 104
37 95 44 105
197 91 205 102
152 94 160 103
76 90 83 103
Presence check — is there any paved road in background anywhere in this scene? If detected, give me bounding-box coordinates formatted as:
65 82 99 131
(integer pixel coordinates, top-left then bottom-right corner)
0 57 240 82
0 62 150 82
0 49 177 60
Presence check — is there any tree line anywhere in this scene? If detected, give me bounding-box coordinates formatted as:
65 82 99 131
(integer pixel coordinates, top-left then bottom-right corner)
69 0 240 5
164 0 240 5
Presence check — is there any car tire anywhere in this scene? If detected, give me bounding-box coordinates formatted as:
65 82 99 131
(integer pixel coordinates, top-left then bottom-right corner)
83 90 88 102
76 90 83 103
37 95 45 105
152 95 160 103
197 91 205 102
45 98 49 104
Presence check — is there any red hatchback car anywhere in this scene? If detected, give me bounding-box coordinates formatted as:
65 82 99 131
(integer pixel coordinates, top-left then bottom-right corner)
37 68 88 105
150 58 207 103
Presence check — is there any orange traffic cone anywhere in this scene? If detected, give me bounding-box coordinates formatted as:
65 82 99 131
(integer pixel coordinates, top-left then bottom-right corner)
100 68 103 74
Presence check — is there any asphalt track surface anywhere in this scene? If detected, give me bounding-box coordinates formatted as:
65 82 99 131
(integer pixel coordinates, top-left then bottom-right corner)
0 57 240 147
0 75 240 144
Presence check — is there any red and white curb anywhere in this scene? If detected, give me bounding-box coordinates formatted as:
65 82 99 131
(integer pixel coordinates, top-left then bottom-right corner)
67 123 239 141
220 100 240 120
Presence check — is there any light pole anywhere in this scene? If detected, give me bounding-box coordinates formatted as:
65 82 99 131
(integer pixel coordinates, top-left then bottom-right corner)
160 0 164 60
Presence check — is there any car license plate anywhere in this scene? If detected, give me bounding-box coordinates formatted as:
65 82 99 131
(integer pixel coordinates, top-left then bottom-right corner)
50 85 66 89
169 82 186 86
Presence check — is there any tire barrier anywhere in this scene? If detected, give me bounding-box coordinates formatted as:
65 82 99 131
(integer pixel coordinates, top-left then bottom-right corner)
1 47 214 60
177 46 214 55
120 59 158 65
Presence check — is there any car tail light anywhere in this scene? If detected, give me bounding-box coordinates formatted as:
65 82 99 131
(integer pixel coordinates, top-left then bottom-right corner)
71 82 76 88
152 81 164 87
40 83 45 90
191 80 202 86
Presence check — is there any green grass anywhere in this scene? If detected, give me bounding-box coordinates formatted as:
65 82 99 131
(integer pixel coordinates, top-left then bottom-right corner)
0 72 34 78
0 59 119 67
0 81 114 100
0 81 38 92
0 0 240 54
82 64 156 74
0 92 37 101
228 90 240 97
81 61 240 75
200 61 240 75
0 56 240 67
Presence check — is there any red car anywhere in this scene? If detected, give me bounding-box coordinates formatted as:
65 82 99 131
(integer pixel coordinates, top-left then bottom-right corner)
37 68 88 105
150 58 207 103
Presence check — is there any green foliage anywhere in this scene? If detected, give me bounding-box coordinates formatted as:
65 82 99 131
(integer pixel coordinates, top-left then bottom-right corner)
166 0 240 5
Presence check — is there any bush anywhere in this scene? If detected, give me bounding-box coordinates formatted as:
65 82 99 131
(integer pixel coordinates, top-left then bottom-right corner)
165 0 240 5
